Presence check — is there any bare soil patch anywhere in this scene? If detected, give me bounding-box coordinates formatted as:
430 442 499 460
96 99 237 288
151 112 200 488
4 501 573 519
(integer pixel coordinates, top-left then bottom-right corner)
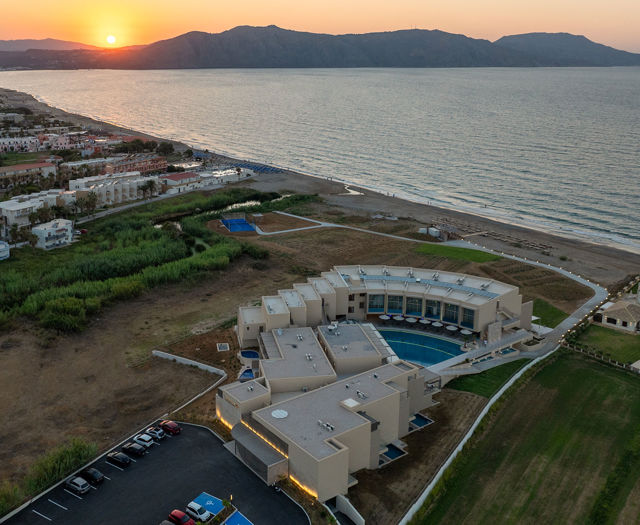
256 212 317 232
348 390 486 525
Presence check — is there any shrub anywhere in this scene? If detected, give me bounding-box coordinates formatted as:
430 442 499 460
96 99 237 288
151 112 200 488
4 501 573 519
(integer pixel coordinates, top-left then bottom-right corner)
109 280 144 300
242 243 269 259
195 244 207 253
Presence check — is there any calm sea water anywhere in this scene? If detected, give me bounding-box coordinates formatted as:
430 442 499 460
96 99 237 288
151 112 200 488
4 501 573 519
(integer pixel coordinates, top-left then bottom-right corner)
1 68 639 252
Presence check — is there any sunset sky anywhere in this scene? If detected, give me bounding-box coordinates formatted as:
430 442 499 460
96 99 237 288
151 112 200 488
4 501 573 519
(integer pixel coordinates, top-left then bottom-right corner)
3 0 639 52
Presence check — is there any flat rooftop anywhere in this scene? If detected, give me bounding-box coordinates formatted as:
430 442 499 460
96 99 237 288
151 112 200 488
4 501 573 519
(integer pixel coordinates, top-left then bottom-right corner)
260 327 335 381
335 265 517 305
293 283 320 302
318 324 384 361
278 289 305 309
221 379 270 403
253 362 419 460
239 306 265 325
321 271 348 289
263 296 289 316
308 278 335 296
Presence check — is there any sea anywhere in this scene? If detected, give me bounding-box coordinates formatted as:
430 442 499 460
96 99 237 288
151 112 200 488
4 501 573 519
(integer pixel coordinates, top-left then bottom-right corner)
1 68 639 253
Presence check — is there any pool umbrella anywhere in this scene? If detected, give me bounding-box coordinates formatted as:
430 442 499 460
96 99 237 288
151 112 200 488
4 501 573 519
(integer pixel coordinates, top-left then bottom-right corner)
446 325 458 332
379 314 391 321
432 321 443 328
393 315 404 321
406 317 417 324
419 319 431 325
460 329 472 335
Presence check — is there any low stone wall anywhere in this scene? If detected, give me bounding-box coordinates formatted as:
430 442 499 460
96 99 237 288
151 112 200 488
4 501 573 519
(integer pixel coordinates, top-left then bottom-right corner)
152 350 226 376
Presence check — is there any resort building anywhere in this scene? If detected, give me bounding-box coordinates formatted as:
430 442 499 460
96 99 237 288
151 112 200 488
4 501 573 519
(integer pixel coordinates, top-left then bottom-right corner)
71 172 159 206
0 240 9 260
220 265 533 503
0 136 40 153
0 190 71 239
0 162 57 189
59 157 119 178
105 154 167 175
32 219 73 250
237 265 533 349
218 323 439 501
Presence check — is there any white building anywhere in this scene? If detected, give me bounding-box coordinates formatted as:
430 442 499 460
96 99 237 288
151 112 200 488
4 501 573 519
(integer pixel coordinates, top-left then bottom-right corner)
0 190 76 239
72 172 159 207
0 136 40 153
32 219 73 250
0 241 9 260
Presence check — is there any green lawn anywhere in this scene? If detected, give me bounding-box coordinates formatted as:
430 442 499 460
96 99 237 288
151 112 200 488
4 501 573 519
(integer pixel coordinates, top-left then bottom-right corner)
415 244 501 263
0 152 42 166
632 283 638 294
445 359 529 398
412 352 640 525
576 324 640 364
533 297 568 327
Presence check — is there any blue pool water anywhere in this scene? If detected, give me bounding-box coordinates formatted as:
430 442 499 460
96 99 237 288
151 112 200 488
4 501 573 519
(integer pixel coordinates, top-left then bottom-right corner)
241 350 259 359
222 218 255 232
383 443 407 460
411 413 434 428
379 329 463 367
239 369 255 380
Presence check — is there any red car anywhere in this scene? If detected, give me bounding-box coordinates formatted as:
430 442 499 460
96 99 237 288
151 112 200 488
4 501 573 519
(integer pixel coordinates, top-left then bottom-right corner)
168 510 195 525
159 420 181 435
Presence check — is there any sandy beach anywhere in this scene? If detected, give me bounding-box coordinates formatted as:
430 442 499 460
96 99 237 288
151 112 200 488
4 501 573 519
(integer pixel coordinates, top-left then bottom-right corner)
2 86 638 288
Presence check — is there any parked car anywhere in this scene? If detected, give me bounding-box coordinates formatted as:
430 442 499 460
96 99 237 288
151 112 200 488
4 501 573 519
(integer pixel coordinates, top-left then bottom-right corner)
146 426 166 440
186 501 212 522
80 229 88 234
81 467 104 485
65 476 91 495
159 420 181 435
122 442 146 457
168 510 195 525
133 433 154 448
106 451 131 467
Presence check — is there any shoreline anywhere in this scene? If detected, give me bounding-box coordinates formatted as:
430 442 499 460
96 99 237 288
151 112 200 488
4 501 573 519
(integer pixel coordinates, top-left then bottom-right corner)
1 86 639 287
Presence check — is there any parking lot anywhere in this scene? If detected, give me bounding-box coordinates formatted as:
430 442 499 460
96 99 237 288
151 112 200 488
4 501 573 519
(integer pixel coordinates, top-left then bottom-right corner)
5 423 309 525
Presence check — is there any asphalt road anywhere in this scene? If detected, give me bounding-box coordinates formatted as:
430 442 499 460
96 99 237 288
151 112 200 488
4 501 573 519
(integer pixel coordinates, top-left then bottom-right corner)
6 424 309 525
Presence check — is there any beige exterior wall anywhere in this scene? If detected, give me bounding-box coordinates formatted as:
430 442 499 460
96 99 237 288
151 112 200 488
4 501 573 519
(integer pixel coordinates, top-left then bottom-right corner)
359 392 402 446
316 446 350 502
238 306 264 348
263 304 290 332
261 370 335 394
332 424 372 472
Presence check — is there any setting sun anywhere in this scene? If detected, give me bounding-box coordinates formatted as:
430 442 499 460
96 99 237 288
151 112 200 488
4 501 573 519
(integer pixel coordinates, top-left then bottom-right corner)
106 35 116 45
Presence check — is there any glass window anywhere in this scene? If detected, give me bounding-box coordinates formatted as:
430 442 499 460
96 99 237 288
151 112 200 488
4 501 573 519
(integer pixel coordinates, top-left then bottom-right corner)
387 295 404 314
462 308 475 329
425 300 441 319
406 297 423 316
443 303 459 323
368 294 385 313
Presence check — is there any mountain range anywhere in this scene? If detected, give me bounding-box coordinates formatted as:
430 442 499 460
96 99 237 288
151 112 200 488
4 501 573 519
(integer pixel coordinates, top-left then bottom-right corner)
1 26 639 69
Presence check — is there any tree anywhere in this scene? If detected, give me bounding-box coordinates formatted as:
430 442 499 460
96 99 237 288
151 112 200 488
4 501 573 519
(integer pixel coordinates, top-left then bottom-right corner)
84 192 98 215
36 206 52 224
184 149 193 158
140 179 156 199
157 142 174 156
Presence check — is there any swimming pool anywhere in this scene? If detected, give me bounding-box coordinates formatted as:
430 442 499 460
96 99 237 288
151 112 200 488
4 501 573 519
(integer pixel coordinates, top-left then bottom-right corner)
379 329 463 366
222 218 255 232
241 350 259 359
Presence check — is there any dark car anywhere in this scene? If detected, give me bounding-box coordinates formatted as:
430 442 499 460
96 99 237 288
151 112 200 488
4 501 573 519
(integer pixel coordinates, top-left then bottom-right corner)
159 420 181 435
168 510 195 525
81 467 104 485
106 451 131 467
122 442 146 457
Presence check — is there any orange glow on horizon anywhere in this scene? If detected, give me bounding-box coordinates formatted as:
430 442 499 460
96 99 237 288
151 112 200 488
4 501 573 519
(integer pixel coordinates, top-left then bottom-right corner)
2 0 640 53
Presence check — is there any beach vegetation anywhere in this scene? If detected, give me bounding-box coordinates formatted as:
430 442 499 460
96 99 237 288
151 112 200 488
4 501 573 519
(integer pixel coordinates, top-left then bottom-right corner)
0 438 97 516
445 359 529 398
0 188 286 333
532 298 568 327
415 243 501 263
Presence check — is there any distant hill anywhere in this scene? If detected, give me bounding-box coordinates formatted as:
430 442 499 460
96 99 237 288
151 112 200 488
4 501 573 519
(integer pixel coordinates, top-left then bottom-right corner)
0 38 99 52
0 26 639 69
494 33 640 66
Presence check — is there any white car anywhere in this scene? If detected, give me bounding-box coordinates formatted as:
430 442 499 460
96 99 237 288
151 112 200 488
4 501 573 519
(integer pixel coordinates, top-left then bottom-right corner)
133 433 154 448
65 476 90 495
146 426 166 440
186 501 212 522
